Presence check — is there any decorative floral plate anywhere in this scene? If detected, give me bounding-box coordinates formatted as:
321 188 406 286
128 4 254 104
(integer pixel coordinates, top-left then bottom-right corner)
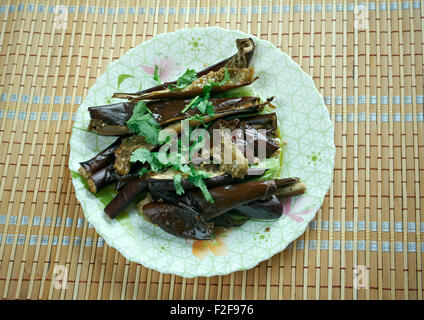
69 27 335 278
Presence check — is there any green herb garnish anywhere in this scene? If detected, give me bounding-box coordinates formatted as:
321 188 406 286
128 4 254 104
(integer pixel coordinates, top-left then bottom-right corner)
130 139 215 203
168 68 197 91
126 101 162 145
188 164 214 203
130 148 165 172
181 96 201 113
216 68 231 86
153 65 161 83
173 174 184 195
139 167 149 176
117 74 136 89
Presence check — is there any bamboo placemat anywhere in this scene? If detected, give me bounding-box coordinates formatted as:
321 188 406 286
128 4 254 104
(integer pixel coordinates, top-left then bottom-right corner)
0 0 422 300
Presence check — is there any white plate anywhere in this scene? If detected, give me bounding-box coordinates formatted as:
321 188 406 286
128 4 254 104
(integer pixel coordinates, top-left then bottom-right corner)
69 27 335 278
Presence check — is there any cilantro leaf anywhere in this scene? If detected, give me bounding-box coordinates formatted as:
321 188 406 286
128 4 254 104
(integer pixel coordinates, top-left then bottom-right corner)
188 165 215 203
117 74 136 89
201 83 213 99
205 102 215 116
130 148 165 172
184 91 215 117
126 101 162 145
196 99 209 114
190 174 214 203
153 65 160 82
168 68 197 91
181 96 201 113
139 167 149 176
173 174 185 195
203 68 231 92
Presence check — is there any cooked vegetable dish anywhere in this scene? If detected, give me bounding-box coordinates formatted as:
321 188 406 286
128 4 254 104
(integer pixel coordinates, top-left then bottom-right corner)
79 38 306 240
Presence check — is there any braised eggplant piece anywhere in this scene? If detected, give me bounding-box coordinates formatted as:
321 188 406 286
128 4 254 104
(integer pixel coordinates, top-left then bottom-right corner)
88 102 133 127
219 112 278 135
112 67 258 101
242 125 280 158
147 167 268 203
150 177 303 222
149 96 259 126
274 177 300 187
86 156 150 194
88 97 263 136
236 112 280 158
209 111 280 162
206 117 239 134
115 173 141 191
114 67 257 101
222 38 256 70
148 189 180 205
207 118 250 178
113 135 156 175
79 138 122 180
240 112 278 136
104 174 149 219
148 167 267 192
88 102 133 135
113 38 256 101
80 142 149 194
121 39 255 98
162 96 269 135
234 181 306 220
179 180 278 220
86 163 117 194
211 211 250 227
235 195 283 220
141 202 213 240
115 162 149 191
275 182 307 198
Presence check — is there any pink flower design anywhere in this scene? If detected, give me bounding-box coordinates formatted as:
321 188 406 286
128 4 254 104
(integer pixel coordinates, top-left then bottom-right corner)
282 197 319 223
141 56 183 82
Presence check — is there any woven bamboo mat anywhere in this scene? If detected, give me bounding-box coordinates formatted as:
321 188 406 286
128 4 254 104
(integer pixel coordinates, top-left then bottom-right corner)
0 0 422 300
